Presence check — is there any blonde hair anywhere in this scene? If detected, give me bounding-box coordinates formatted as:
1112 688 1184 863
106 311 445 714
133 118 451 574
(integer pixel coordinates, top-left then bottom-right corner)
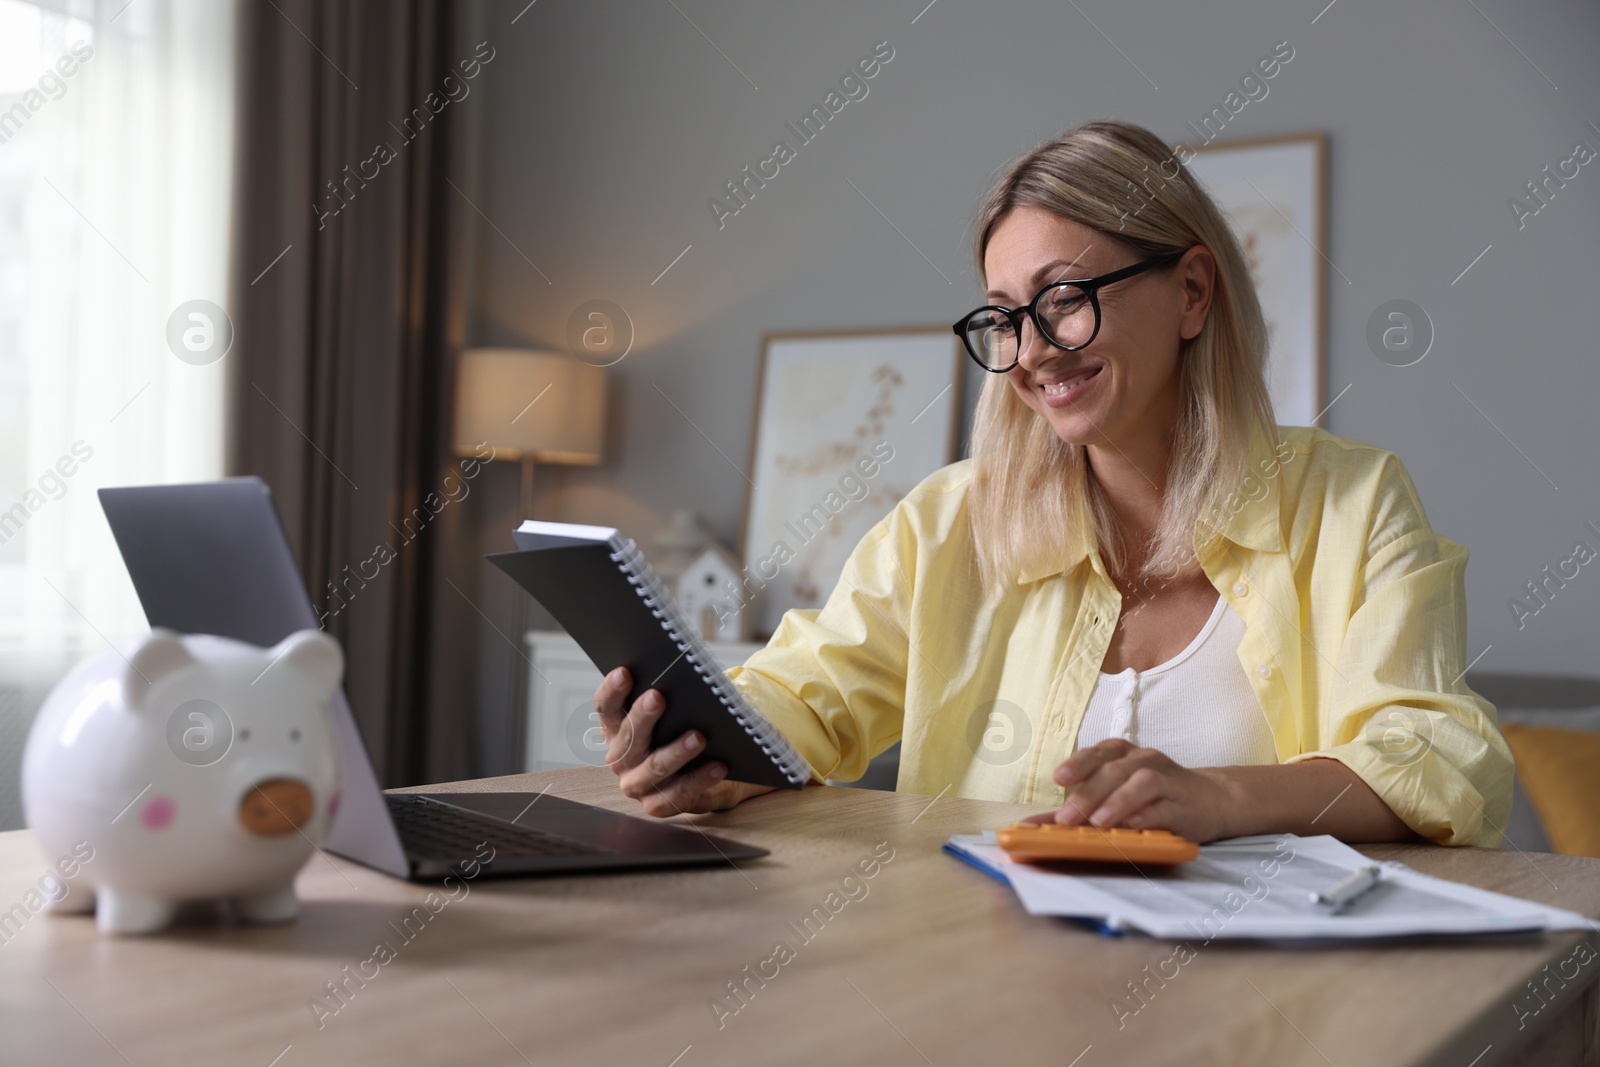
966 120 1276 589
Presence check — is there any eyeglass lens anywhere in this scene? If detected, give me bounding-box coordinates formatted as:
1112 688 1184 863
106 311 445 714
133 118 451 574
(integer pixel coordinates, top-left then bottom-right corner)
961 283 1095 369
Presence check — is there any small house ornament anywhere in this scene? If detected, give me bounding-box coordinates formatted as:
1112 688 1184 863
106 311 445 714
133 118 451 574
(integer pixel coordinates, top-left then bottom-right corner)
651 508 715 588
675 544 746 642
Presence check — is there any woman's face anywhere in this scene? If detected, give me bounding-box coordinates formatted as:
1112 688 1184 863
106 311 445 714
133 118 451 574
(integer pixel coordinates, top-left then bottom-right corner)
982 205 1213 455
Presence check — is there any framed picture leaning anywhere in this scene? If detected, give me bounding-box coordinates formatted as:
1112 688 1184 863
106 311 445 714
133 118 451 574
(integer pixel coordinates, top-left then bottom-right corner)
739 327 963 639
1181 131 1327 427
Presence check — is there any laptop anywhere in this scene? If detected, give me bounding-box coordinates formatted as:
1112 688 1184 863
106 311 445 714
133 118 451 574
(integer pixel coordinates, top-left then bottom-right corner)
98 478 768 880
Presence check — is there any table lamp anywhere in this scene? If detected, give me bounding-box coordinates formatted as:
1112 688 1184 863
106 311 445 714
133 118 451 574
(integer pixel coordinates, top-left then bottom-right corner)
454 348 607 771
452 347 607 521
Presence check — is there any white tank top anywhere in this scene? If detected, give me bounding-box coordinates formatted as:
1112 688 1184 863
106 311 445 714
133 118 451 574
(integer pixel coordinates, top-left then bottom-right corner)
1075 594 1278 767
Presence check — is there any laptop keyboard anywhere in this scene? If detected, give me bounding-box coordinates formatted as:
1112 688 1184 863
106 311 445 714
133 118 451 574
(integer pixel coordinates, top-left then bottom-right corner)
386 794 611 861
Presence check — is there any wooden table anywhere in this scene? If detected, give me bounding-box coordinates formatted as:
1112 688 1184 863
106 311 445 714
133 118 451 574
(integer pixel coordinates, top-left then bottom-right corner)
1 767 1596 1067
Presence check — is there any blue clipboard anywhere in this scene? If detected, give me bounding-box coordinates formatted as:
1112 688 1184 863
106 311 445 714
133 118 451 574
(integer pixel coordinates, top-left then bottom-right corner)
942 841 1128 937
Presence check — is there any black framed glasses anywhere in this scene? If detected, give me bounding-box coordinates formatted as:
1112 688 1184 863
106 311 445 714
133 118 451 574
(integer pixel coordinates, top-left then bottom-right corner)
952 251 1186 373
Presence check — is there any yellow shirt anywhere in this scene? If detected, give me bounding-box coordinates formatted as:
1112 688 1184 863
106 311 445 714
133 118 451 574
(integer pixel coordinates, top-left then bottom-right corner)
727 425 1514 847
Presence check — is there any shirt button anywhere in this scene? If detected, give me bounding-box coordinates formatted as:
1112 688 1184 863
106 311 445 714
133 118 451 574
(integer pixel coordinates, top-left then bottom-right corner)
1256 664 1272 679
1233 581 1248 597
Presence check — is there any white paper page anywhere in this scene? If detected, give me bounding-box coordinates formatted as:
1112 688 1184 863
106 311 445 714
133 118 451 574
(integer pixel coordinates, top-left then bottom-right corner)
516 519 618 540
948 833 1600 940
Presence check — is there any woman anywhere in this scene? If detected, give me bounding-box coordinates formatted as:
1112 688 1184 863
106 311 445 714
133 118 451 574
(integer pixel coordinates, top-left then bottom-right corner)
592 120 1514 846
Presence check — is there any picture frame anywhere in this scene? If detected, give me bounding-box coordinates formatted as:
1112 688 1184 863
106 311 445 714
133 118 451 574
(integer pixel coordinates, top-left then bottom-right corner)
1181 131 1327 427
739 327 963 640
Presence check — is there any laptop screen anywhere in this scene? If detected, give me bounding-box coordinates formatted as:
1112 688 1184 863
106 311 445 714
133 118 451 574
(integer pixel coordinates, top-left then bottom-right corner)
99 478 319 647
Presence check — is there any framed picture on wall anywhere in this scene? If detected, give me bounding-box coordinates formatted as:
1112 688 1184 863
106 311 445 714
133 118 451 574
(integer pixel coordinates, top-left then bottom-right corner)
740 327 963 639
1181 132 1326 427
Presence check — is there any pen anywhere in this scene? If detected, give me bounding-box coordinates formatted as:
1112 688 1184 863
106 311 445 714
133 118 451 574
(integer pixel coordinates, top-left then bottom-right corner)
1309 864 1382 913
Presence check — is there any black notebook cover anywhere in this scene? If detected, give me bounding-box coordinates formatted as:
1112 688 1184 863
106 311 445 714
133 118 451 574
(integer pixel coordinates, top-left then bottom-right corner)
487 531 807 790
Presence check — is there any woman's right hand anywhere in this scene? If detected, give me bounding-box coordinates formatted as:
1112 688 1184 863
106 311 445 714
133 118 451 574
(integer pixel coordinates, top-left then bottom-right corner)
593 666 776 818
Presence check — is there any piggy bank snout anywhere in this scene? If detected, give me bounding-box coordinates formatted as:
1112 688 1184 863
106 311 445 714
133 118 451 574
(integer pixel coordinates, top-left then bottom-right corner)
238 778 315 836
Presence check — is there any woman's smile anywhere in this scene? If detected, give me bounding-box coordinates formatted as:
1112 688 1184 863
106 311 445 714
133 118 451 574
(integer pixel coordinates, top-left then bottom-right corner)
1034 364 1104 407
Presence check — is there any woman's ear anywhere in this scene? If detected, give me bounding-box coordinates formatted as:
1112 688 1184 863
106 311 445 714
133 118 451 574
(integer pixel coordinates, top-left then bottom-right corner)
1178 246 1216 341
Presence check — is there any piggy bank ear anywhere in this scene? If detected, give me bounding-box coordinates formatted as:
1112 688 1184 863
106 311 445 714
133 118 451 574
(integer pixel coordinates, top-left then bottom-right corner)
124 629 196 708
267 630 344 699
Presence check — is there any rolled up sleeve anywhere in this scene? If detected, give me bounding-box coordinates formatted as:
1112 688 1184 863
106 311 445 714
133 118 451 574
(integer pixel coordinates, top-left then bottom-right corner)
1286 456 1515 847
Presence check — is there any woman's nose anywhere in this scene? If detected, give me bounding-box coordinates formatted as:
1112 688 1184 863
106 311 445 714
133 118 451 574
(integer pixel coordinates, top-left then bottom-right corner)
1015 316 1052 373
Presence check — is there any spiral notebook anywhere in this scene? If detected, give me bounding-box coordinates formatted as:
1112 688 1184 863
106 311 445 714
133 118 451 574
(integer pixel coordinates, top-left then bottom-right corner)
486 521 810 790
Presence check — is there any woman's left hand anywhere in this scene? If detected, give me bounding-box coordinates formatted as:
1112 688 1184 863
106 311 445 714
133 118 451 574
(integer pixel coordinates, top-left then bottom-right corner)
1026 738 1238 843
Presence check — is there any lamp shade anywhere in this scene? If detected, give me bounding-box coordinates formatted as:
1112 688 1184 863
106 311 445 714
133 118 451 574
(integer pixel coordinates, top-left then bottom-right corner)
453 348 606 464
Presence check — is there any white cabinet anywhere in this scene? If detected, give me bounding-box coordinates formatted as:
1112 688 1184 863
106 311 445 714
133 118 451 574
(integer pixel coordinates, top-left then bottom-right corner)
522 631 766 772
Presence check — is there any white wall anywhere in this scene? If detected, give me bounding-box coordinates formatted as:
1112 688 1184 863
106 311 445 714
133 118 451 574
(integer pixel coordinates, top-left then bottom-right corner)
457 0 1600 768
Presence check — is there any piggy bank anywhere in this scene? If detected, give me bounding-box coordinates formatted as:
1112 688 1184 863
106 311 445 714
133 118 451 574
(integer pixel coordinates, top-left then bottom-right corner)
22 628 343 935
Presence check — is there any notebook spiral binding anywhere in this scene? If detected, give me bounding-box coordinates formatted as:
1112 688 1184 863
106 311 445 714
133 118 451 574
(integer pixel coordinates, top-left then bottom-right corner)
608 538 810 786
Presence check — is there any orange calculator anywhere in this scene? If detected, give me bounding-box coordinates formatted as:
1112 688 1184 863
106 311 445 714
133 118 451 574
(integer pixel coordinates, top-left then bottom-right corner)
996 823 1200 866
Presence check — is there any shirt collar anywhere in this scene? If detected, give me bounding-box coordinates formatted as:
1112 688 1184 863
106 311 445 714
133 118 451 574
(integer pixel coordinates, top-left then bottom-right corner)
1205 420 1286 556
1014 549 1083 587
1012 422 1284 585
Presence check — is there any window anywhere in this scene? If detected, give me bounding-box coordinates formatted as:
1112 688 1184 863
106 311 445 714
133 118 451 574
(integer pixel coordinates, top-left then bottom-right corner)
0 0 236 825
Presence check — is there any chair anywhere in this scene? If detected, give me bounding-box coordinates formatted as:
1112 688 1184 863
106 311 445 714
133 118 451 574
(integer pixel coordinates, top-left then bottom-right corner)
1466 672 1600 854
